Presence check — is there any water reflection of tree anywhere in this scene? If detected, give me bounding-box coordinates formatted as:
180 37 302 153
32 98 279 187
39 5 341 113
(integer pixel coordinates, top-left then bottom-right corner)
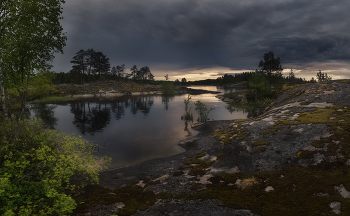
70 101 111 135
129 96 153 116
30 103 58 129
184 121 192 136
70 96 154 134
161 95 175 110
110 101 125 120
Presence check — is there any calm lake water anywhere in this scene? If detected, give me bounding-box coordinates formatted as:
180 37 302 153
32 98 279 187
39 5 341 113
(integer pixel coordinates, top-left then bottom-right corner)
29 86 249 169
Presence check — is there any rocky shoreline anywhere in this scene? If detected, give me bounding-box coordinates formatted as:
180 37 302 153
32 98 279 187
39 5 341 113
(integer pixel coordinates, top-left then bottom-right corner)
72 80 350 216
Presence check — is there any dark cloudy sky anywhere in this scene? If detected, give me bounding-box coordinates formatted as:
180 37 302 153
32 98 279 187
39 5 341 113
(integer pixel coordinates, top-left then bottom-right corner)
52 0 350 81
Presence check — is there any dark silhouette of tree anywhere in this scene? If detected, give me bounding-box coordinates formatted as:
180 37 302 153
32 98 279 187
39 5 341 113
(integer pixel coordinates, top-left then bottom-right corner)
289 69 295 85
181 78 187 83
70 49 87 84
139 66 151 81
130 65 138 80
258 51 283 88
111 66 117 76
316 70 332 82
93 51 110 79
85 48 96 81
148 72 154 81
116 64 125 81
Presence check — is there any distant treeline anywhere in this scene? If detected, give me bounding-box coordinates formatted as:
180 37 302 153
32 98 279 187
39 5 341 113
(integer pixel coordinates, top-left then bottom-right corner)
54 70 313 86
188 71 313 86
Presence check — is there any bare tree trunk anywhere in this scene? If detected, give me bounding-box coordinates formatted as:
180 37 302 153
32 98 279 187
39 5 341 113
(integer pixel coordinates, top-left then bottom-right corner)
0 62 7 117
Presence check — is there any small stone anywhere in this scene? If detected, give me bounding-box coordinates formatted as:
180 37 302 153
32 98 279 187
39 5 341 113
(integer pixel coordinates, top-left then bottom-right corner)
329 202 341 214
335 184 350 198
265 186 274 192
280 175 284 178
116 202 126 209
315 192 329 197
337 109 344 112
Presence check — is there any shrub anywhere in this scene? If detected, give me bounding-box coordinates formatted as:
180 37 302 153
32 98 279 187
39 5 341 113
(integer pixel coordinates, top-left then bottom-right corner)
161 82 176 95
194 101 214 123
0 118 108 215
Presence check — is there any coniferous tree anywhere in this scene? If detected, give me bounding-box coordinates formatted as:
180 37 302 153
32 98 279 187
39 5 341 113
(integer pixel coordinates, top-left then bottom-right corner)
116 64 125 80
93 52 110 79
289 69 295 85
130 65 138 80
258 51 283 88
70 50 87 85
85 48 96 81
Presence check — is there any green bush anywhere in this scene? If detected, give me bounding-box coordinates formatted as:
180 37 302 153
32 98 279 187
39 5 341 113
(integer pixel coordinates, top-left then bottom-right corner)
161 82 176 95
0 118 107 215
29 71 56 98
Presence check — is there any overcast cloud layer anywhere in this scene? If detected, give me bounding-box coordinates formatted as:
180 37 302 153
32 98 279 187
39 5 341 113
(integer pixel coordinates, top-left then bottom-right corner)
52 0 350 80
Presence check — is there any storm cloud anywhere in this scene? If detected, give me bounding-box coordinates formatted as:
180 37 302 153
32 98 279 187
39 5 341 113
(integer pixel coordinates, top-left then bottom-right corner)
52 0 350 80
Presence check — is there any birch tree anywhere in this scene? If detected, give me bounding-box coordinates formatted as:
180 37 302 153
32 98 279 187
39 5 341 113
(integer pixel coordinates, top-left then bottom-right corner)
0 0 67 110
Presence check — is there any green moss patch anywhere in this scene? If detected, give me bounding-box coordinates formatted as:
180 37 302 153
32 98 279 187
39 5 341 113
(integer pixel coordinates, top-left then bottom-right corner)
184 158 215 176
217 153 226 159
232 118 251 123
213 124 251 145
296 150 314 159
195 151 206 158
311 136 332 148
260 126 280 135
317 84 328 90
252 139 270 146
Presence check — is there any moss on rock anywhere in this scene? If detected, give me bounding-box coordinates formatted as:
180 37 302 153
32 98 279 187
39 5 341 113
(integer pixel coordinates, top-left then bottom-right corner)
251 139 270 146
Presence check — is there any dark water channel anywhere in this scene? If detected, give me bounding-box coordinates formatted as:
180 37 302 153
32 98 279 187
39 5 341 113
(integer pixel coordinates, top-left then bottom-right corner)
29 86 249 169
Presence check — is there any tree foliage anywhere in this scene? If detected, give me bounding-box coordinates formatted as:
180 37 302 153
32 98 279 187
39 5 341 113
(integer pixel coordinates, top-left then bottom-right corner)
0 0 67 108
194 101 214 123
70 49 110 84
316 70 332 82
248 71 271 101
258 51 283 87
0 118 107 215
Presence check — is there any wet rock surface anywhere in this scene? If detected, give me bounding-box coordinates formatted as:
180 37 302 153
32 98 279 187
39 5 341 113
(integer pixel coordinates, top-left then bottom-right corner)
74 80 350 216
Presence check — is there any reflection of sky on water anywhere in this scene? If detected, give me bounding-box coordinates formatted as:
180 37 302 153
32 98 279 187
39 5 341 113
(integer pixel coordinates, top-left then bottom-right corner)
30 92 248 169
187 85 221 92
187 85 247 95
